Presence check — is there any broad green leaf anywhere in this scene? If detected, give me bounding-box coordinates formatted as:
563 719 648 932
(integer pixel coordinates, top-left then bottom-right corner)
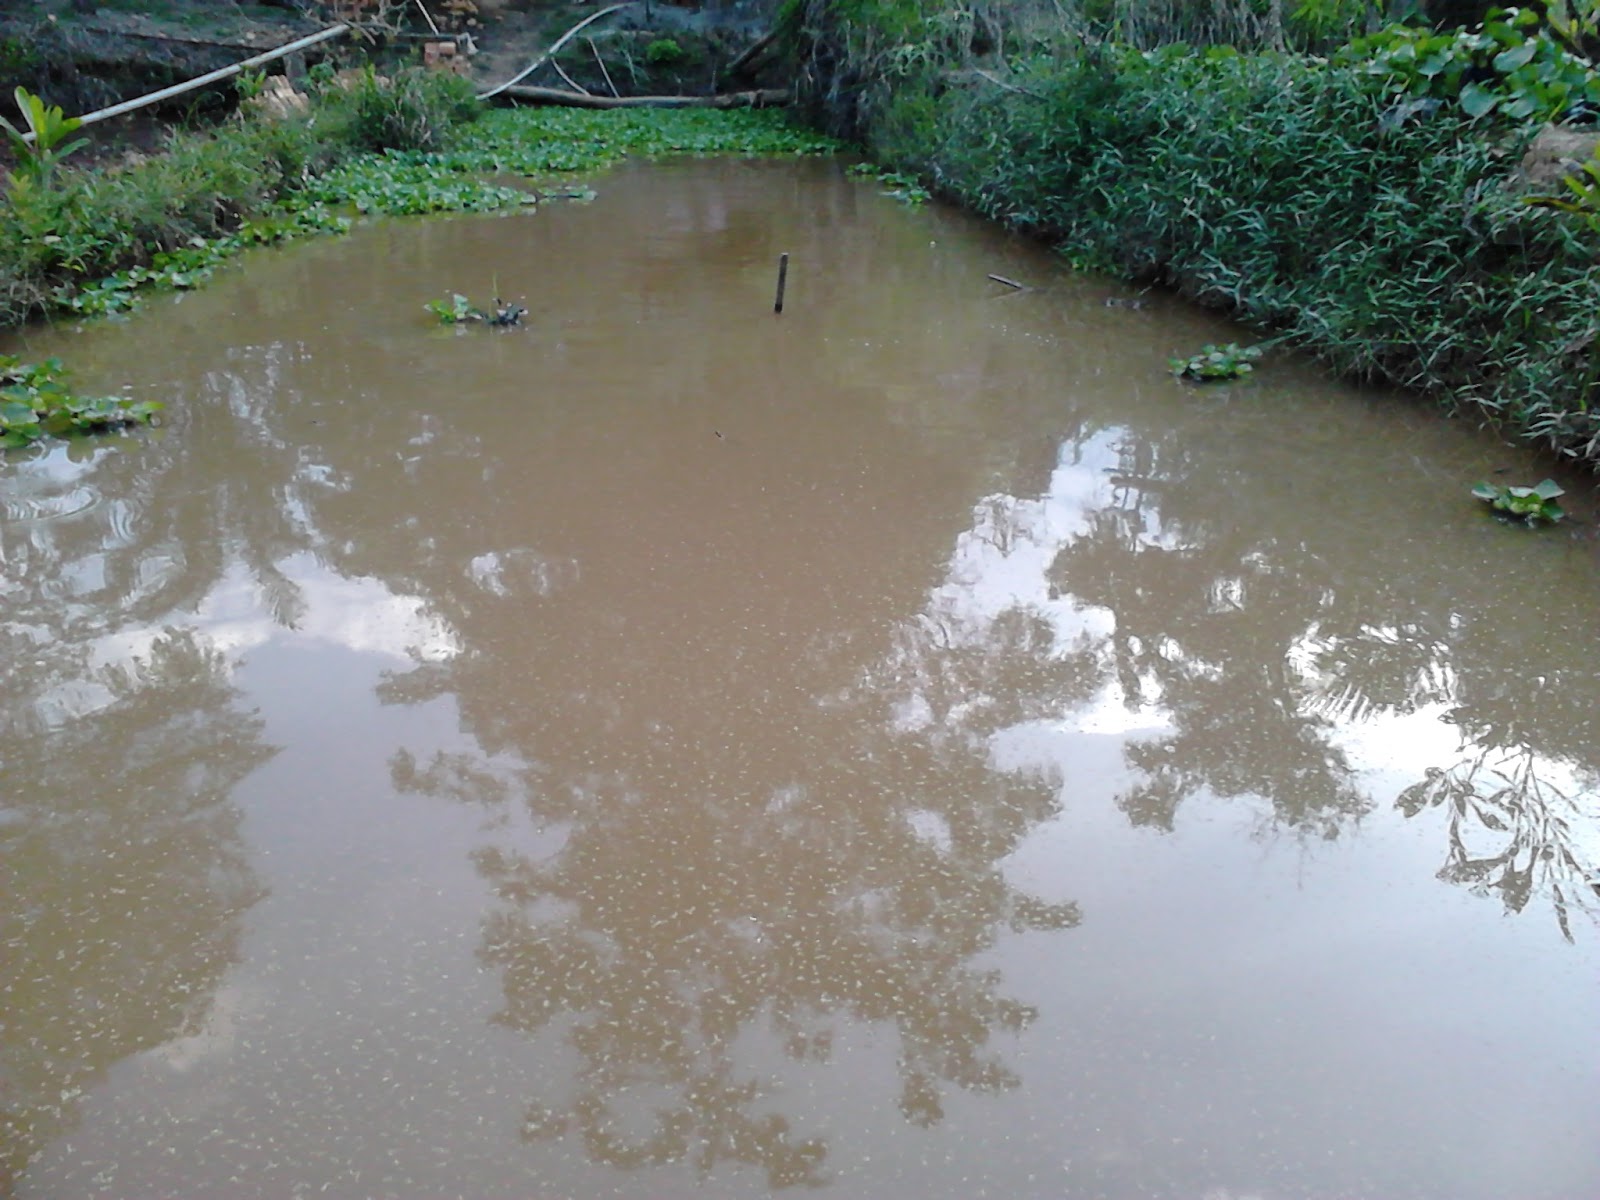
1459 83 1499 118
1532 478 1565 499
1503 93 1542 119
1493 41 1538 72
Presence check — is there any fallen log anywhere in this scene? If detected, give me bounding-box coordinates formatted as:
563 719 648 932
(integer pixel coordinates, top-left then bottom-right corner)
495 87 790 109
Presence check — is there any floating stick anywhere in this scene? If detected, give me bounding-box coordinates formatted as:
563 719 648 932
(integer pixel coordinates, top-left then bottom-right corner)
774 253 790 314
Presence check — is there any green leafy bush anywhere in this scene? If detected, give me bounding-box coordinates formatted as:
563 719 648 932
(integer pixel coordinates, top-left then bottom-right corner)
645 38 686 65
324 68 484 154
1338 9 1600 123
797 33 1600 465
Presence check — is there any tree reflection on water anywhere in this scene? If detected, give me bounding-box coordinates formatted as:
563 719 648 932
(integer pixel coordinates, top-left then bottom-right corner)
0 633 271 1193
369 402 1598 1184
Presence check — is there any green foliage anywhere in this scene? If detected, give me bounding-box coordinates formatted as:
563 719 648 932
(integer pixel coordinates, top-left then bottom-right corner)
0 102 369 323
426 293 484 323
1339 9 1600 123
301 154 533 216
0 87 90 188
0 101 837 331
54 208 349 316
426 292 526 326
1544 0 1600 63
846 160 931 204
0 36 40 80
1170 342 1263 380
235 68 269 102
1471 477 1567 522
817 40 1600 464
1290 0 1388 49
645 38 686 65
0 354 160 448
441 108 842 177
324 68 484 154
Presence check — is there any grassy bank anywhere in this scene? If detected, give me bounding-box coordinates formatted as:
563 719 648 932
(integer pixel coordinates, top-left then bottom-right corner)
0 74 837 328
789 1 1600 468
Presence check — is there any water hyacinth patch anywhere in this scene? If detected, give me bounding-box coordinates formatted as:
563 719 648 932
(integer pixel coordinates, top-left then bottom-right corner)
1170 343 1262 381
426 293 485 324
54 207 350 317
847 161 931 205
1471 478 1566 523
0 354 160 448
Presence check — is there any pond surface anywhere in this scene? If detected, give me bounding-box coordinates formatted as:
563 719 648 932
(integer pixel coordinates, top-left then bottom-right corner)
2 156 1598 1200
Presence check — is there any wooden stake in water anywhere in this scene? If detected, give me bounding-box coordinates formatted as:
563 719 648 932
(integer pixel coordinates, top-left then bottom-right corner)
774 253 790 314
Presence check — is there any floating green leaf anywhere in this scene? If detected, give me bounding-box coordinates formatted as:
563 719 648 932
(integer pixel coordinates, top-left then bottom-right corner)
0 353 159 451
1170 343 1263 382
1472 479 1566 524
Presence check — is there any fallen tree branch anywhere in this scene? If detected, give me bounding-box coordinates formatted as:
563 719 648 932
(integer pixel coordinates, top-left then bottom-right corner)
495 87 790 109
589 36 620 98
550 59 592 96
477 3 633 100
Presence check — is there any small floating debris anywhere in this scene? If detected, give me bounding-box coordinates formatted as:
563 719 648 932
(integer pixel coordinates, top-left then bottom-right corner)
488 300 527 327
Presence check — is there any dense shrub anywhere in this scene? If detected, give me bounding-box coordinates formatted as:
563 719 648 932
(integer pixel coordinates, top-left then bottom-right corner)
318 67 483 154
790 0 1600 465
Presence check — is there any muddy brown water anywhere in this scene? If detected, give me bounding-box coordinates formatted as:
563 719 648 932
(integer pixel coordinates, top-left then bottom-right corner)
3 157 1598 1200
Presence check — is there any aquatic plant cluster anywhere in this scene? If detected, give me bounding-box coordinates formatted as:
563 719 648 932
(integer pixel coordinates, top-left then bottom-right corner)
1170 343 1262 382
1472 476 1567 522
0 353 159 447
845 160 931 204
0 75 838 330
786 0 1600 467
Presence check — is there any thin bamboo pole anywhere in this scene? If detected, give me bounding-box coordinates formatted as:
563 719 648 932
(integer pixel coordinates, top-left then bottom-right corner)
19 23 352 143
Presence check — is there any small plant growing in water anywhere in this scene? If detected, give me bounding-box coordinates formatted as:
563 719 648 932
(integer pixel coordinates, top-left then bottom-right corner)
425 293 525 327
426 293 485 324
1471 478 1566 524
1170 343 1262 382
0 355 160 449
846 161 930 206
